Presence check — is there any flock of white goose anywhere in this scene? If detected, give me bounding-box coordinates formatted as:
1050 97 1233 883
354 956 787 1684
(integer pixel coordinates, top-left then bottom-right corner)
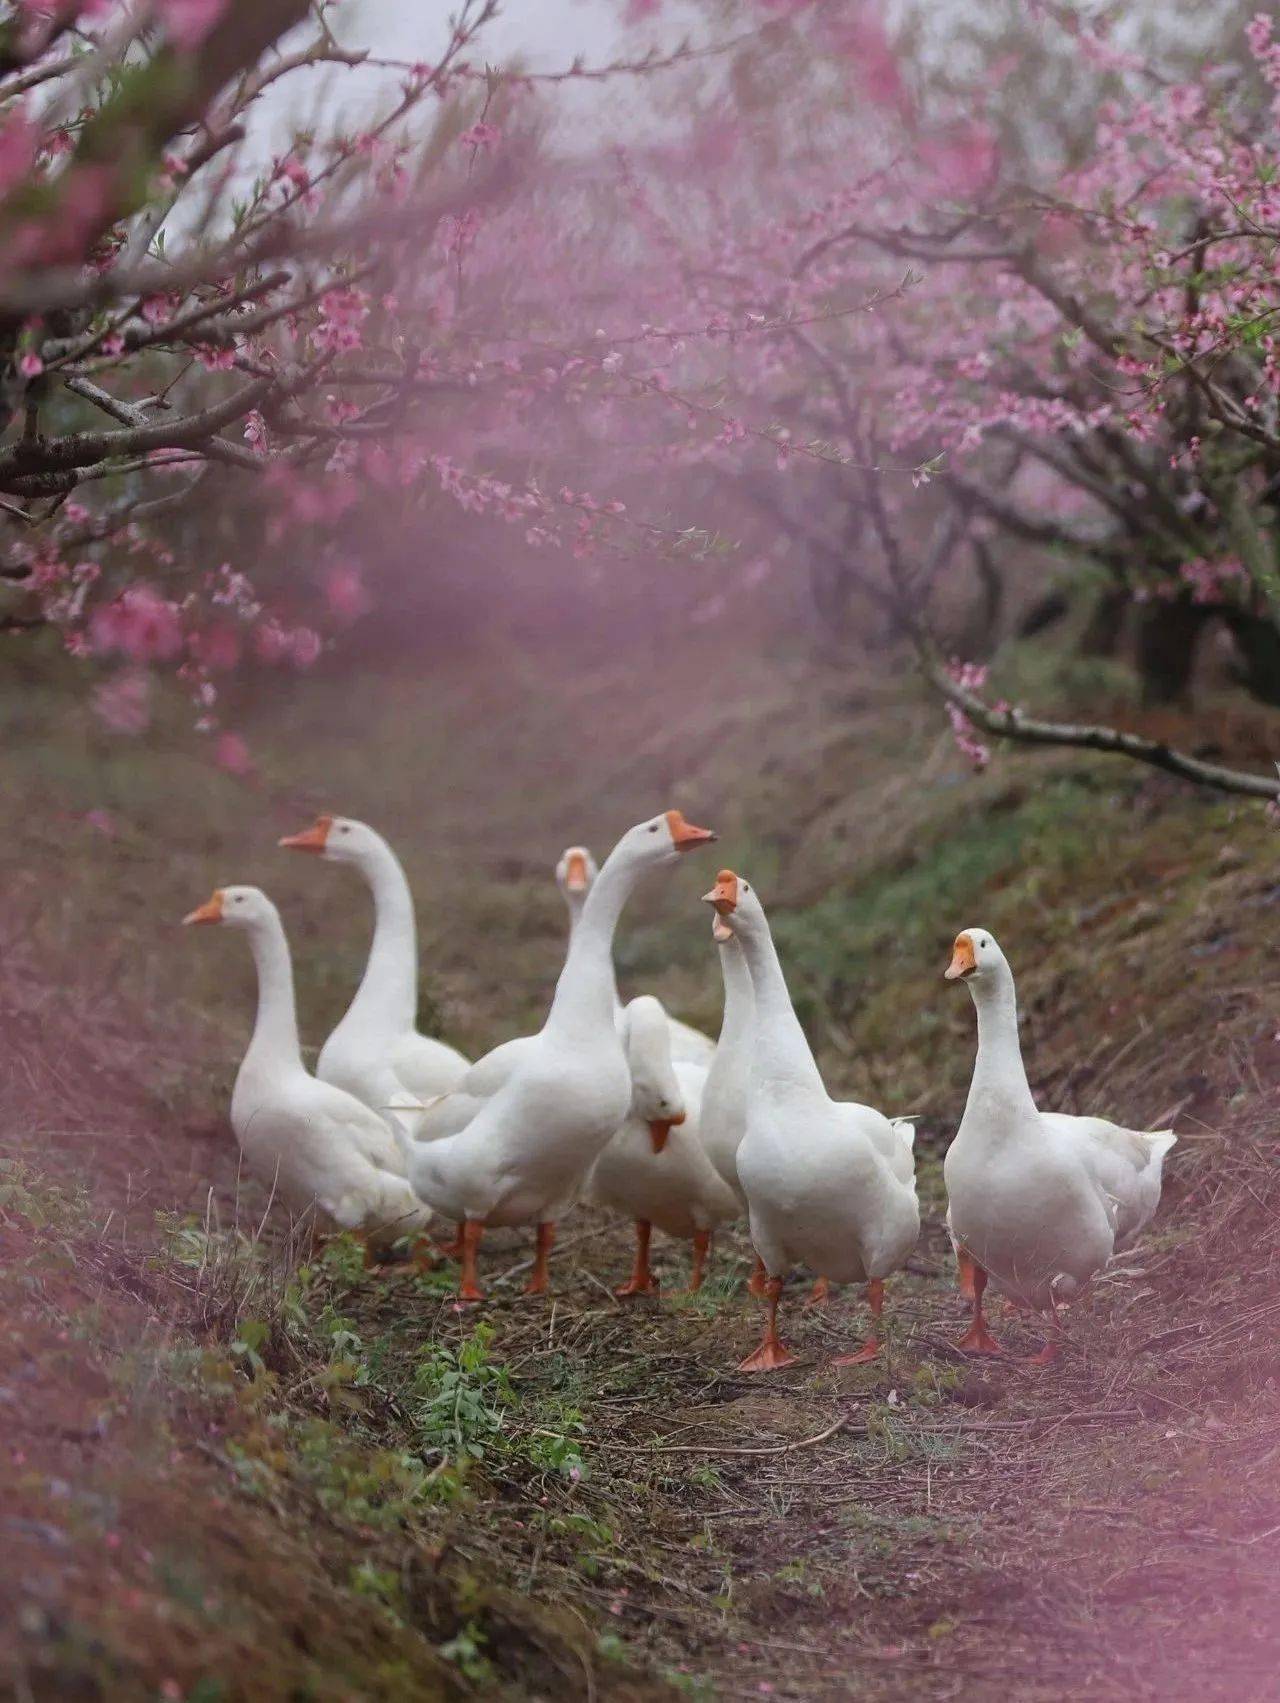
184 808 1176 1370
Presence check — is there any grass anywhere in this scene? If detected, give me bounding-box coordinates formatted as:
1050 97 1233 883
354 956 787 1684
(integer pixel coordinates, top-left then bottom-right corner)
4 628 1280 1697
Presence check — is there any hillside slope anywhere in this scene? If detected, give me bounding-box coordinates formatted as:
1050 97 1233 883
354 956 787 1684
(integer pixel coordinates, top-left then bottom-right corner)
3 637 1280 1700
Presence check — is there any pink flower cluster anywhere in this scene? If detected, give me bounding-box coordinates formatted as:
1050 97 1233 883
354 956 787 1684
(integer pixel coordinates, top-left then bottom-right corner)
944 660 992 773
314 287 369 354
90 585 184 664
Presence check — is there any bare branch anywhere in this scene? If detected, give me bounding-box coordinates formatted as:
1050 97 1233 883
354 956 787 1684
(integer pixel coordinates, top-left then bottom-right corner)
0 376 273 491
918 639 1279 800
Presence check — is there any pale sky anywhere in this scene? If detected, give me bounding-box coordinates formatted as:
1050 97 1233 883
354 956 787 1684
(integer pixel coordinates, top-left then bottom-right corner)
250 0 700 154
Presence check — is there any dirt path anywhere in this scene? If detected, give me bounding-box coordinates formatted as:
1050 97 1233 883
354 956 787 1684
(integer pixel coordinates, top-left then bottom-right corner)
5 744 1280 1699
6 975 1280 1703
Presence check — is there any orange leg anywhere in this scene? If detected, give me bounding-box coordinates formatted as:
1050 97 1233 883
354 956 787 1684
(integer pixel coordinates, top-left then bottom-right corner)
747 1254 768 1297
805 1275 832 1308
686 1230 711 1294
457 1219 485 1303
738 1276 798 1373
616 1220 659 1297
833 1277 884 1366
956 1258 1002 1354
956 1247 978 1301
524 1222 556 1296
435 1226 465 1259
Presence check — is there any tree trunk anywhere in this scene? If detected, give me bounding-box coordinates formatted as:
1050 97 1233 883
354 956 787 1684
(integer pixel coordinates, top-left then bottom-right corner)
1079 587 1130 659
1217 607 1280 709
1134 597 1209 706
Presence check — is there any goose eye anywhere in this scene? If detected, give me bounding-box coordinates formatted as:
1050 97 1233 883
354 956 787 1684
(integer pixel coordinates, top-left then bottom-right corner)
648 823 659 833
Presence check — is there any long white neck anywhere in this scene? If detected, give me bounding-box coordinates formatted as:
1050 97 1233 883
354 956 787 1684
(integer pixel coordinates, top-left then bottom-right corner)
547 851 640 1040
966 965 1038 1122
346 837 418 1034
244 910 302 1069
565 885 620 1013
704 933 755 1103
712 937 753 1062
736 917 826 1099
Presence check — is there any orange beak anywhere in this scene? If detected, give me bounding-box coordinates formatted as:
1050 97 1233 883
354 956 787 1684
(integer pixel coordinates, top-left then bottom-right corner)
665 808 716 851
563 849 589 892
702 869 739 916
945 933 977 981
279 814 333 853
183 890 224 926
648 1110 686 1153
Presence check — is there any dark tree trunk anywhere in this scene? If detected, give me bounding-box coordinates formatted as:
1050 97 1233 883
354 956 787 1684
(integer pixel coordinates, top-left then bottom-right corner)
1134 597 1210 706
1217 607 1280 709
1079 587 1130 659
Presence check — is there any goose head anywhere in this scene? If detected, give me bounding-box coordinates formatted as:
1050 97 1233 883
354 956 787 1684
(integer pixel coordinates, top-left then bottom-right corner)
700 867 765 939
278 813 384 865
944 927 1008 991
621 995 686 1151
183 884 277 930
556 844 597 901
611 809 716 875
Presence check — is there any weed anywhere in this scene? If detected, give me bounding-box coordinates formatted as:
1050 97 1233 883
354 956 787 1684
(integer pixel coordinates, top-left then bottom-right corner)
349 1559 404 1621
524 1402 588 1481
410 1324 512 1461
439 1620 494 1685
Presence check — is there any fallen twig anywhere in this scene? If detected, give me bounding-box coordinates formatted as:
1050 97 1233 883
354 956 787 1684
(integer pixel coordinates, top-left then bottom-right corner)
581 1414 852 1457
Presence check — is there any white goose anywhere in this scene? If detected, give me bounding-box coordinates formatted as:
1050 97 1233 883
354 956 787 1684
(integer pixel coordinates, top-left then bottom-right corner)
564 843 712 1065
706 870 919 1372
394 811 717 1300
943 927 1176 1362
278 816 468 1121
588 995 738 1295
408 844 616 1149
183 886 432 1257
699 911 754 1209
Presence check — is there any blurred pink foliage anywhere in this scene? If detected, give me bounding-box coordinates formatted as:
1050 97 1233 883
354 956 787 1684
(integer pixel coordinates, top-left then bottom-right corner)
0 0 1278 784
92 670 152 736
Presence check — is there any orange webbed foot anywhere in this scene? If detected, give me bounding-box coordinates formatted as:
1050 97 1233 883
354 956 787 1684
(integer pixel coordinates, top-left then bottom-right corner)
1024 1339 1061 1368
957 1319 1003 1355
804 1276 832 1309
832 1338 880 1367
737 1338 798 1373
615 1275 660 1298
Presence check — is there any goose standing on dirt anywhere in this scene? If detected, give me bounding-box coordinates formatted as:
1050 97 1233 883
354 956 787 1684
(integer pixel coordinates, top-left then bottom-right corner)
394 811 717 1300
589 995 738 1295
183 886 433 1259
278 816 468 1119
705 871 919 1371
943 928 1176 1362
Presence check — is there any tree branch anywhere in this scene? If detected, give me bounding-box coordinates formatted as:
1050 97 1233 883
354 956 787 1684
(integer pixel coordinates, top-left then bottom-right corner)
918 638 1279 800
